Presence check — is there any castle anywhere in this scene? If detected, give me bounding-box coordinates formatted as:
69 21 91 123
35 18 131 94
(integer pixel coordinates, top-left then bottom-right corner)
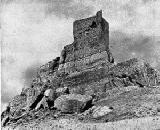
58 10 114 74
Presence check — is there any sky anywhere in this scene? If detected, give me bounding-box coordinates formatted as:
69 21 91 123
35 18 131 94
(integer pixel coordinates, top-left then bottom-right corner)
1 0 160 111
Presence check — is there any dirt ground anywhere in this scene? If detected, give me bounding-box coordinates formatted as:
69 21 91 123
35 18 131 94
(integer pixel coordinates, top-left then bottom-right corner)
3 116 160 130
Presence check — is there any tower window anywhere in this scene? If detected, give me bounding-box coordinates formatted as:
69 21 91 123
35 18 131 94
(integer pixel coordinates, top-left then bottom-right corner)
90 21 97 28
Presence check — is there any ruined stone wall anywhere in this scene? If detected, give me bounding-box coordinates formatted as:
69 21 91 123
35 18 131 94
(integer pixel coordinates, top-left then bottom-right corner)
58 11 112 75
60 11 110 64
58 51 112 74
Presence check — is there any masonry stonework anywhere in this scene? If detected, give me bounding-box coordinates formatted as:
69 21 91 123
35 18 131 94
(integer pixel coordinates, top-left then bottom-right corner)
59 10 113 74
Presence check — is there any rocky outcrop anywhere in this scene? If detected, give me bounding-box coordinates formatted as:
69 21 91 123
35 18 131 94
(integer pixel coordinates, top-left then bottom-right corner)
108 58 160 88
59 58 160 97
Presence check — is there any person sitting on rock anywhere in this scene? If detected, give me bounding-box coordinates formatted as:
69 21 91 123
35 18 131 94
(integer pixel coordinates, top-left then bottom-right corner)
35 88 55 111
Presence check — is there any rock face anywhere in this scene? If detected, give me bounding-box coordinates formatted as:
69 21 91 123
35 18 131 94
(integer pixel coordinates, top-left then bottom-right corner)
2 11 160 129
109 58 160 88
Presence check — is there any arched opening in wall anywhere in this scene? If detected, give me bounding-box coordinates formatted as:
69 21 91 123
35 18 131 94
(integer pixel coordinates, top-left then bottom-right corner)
90 21 97 28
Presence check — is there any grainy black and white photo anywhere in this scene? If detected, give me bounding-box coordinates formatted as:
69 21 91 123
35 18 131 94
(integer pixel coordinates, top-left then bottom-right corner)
1 0 160 129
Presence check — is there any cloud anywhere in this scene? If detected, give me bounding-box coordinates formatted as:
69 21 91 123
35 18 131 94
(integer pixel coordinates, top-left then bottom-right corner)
2 0 94 19
85 0 160 35
44 0 94 19
1 103 8 113
88 0 160 69
22 63 40 87
1 1 74 106
110 31 160 70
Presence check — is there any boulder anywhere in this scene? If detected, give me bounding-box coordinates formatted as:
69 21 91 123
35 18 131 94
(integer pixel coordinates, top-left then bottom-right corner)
44 88 55 100
54 94 92 113
92 106 113 118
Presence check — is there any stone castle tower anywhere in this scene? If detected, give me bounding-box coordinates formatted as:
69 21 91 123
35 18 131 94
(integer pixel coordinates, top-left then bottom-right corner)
59 10 114 74
73 10 109 52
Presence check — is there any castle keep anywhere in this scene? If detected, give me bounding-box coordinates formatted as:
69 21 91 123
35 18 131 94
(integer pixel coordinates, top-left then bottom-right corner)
59 10 114 74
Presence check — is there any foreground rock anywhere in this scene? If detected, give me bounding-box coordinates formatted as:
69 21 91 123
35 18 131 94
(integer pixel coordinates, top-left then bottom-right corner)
54 94 93 113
